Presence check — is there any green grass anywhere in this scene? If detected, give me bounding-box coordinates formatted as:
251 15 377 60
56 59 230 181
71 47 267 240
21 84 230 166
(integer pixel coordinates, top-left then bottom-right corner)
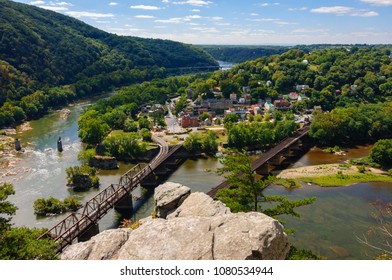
298 172 392 187
274 178 302 188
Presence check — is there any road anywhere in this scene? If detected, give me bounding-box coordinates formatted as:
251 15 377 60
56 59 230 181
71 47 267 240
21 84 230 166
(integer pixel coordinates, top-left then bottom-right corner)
165 102 183 134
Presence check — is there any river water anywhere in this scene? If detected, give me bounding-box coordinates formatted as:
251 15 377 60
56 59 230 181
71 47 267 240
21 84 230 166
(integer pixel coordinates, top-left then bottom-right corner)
1 94 391 259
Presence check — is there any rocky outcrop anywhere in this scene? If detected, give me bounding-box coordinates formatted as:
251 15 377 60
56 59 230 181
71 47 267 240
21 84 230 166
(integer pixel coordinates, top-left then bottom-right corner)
90 155 118 170
61 182 290 260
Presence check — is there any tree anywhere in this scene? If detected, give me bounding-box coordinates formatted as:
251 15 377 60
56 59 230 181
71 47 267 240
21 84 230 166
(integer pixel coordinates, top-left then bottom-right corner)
370 139 392 167
216 151 315 217
0 183 17 232
78 111 110 145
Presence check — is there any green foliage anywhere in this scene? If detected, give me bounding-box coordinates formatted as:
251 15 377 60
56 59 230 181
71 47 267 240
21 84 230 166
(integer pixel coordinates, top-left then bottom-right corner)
201 45 290 63
102 132 147 159
216 151 315 215
183 131 218 155
0 182 57 259
33 197 81 216
286 246 320 260
78 110 110 145
77 148 95 166
370 139 392 167
0 0 217 128
138 116 152 130
65 165 99 189
0 183 17 232
227 119 298 150
310 103 392 145
0 227 58 260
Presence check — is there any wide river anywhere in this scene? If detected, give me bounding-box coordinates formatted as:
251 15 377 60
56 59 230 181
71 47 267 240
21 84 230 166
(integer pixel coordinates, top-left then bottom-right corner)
1 96 391 260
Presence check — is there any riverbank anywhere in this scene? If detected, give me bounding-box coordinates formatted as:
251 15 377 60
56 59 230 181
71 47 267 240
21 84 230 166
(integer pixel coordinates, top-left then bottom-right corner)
277 163 392 187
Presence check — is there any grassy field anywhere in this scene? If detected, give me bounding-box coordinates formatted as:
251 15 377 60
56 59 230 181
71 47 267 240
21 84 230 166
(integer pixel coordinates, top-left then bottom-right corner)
297 172 392 187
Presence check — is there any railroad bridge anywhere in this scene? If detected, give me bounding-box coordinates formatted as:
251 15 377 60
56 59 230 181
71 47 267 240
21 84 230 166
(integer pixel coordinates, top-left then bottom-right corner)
207 125 311 198
38 136 189 254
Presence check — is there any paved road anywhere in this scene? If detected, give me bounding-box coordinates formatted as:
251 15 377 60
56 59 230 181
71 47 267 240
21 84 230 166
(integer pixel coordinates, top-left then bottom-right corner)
165 103 183 134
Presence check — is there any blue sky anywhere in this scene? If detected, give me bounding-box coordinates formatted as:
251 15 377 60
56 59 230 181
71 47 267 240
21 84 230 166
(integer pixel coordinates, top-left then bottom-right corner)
14 0 392 45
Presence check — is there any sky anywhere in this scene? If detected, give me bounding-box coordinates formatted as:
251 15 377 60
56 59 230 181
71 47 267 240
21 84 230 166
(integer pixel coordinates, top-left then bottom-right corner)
13 0 392 45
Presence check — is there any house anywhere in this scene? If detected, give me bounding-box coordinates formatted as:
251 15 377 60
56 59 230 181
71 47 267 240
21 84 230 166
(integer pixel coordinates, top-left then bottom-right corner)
296 85 309 92
245 93 251 104
242 86 250 94
273 99 290 110
230 93 238 102
288 92 299 102
264 102 275 112
179 114 199 128
200 99 233 110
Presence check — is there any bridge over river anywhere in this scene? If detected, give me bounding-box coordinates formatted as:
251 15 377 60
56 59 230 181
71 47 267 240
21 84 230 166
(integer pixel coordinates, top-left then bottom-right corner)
38 135 188 253
207 125 311 198
39 125 310 253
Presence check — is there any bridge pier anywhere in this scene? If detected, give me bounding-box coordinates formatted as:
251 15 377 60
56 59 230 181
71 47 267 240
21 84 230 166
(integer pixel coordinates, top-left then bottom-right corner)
254 162 275 176
114 194 133 214
78 223 99 243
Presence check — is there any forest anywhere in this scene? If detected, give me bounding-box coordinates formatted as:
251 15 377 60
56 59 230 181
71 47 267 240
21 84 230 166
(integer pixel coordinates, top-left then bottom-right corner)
0 0 217 128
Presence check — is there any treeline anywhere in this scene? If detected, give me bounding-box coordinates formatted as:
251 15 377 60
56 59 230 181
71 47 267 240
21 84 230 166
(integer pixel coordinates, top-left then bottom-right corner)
310 102 392 146
0 0 217 128
226 118 298 150
201 45 290 63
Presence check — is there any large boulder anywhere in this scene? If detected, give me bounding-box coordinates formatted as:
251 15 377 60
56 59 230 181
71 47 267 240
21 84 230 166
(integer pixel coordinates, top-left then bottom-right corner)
154 182 191 218
61 182 290 260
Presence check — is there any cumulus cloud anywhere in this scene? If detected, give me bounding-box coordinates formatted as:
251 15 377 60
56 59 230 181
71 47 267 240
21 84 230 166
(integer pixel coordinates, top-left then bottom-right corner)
360 0 392 5
109 2 118 6
311 6 379 17
288 7 308 11
135 15 156 19
37 5 69 11
66 11 115 18
311 6 354 15
130 5 162 10
173 0 212 6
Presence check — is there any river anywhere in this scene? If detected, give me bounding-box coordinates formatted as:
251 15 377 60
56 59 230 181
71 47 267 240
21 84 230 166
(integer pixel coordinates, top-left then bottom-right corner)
1 93 391 260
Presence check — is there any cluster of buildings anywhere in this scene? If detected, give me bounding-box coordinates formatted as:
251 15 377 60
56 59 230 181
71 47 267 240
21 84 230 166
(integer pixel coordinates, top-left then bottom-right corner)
177 85 313 129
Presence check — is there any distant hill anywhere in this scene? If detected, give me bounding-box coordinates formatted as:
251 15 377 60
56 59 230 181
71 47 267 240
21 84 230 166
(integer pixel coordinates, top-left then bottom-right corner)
200 45 290 63
0 0 217 126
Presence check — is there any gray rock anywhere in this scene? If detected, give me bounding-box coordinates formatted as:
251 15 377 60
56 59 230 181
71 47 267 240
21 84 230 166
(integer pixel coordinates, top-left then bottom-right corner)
167 192 230 219
61 182 290 260
154 182 191 218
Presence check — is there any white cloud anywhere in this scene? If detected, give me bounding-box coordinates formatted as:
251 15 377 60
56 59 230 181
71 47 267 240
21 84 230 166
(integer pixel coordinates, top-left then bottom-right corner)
250 13 259 16
135 15 156 19
288 7 308 11
210 16 223 21
30 1 45 4
155 18 183 23
259 2 280 7
38 5 69 11
360 0 392 6
351 11 379 17
109 2 118 6
161 0 169 3
311 6 353 15
173 0 212 6
293 28 329 33
191 9 201 12
311 6 379 17
130 5 162 10
50 1 72 5
66 11 115 18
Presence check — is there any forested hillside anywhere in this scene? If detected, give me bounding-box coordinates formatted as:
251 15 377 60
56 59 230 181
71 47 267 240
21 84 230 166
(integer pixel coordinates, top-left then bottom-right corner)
201 45 290 63
0 0 217 127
